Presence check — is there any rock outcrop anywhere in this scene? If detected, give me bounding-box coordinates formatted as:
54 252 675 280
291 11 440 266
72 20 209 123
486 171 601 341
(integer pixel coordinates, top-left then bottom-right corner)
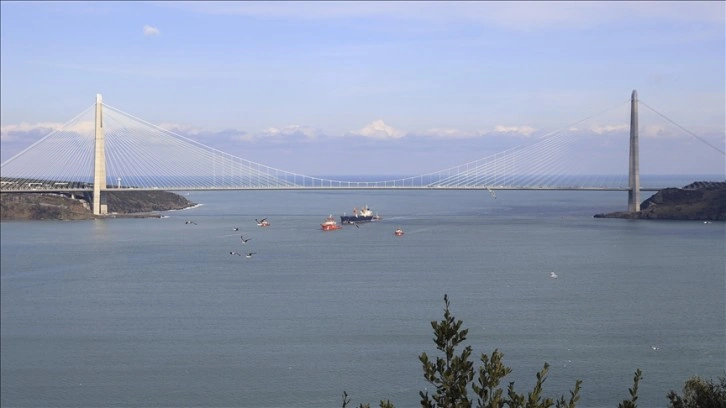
594 181 726 221
1 191 196 221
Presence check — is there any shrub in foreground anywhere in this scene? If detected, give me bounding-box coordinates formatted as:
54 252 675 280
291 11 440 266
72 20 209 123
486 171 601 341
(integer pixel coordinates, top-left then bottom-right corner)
343 294 724 408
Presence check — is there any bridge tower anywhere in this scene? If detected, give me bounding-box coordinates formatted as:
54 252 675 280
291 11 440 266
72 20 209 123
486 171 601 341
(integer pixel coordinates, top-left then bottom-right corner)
628 90 641 212
92 94 108 215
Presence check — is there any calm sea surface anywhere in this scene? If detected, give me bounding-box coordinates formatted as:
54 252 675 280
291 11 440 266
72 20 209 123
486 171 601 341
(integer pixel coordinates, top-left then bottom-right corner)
1 188 724 408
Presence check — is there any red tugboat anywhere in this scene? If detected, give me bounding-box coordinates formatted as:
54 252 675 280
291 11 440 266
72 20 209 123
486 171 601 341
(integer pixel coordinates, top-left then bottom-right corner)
321 215 343 231
394 227 404 236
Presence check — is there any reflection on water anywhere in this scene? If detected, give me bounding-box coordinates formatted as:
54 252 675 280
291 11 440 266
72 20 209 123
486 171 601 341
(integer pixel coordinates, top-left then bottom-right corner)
91 218 110 239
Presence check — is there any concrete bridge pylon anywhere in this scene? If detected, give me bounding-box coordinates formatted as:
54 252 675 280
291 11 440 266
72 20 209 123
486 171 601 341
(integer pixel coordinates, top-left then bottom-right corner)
628 89 641 213
92 94 108 215
84 91 644 213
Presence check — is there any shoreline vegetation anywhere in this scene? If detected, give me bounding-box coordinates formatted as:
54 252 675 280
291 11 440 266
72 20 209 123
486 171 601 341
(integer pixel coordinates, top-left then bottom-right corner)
1 181 724 221
593 181 726 221
0 190 196 221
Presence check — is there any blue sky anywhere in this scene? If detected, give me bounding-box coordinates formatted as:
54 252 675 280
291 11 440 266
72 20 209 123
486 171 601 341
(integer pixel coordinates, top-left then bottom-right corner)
1 1 724 176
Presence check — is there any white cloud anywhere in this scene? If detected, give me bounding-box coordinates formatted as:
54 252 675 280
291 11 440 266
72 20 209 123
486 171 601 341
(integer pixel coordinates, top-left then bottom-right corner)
2 118 723 176
158 123 254 144
158 123 204 136
143 25 160 36
572 123 679 139
416 128 477 139
492 125 538 137
589 124 629 135
354 120 405 139
1 122 57 141
227 133 253 142
260 125 321 140
641 125 671 139
1 121 94 141
1 121 96 163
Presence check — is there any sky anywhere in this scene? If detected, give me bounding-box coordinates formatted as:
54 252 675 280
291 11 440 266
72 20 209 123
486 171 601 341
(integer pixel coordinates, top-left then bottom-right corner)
1 1 724 176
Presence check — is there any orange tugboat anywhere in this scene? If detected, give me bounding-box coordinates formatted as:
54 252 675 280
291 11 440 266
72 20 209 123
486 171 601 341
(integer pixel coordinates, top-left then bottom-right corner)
394 227 404 236
321 215 343 231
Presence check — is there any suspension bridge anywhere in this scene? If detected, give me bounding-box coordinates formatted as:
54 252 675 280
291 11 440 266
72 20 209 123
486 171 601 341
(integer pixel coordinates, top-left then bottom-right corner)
1 90 723 215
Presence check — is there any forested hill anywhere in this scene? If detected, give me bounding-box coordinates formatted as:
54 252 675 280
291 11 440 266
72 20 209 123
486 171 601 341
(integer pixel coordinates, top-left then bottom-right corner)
595 181 726 221
1 190 196 221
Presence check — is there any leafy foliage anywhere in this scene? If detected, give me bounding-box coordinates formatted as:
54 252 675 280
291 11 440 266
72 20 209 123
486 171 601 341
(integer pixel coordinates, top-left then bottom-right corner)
418 294 581 408
341 391 396 408
419 294 475 407
617 369 643 408
666 376 726 408
342 295 723 408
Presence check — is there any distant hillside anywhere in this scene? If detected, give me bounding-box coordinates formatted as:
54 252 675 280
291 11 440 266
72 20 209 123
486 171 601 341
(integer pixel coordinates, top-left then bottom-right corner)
594 181 726 221
1 191 196 221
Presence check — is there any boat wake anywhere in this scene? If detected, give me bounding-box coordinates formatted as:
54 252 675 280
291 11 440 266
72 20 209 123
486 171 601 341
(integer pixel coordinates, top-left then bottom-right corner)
395 228 429 235
167 203 204 212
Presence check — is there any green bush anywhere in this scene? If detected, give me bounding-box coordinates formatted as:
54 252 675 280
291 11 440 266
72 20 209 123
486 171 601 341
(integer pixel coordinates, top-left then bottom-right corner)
667 376 726 408
344 294 724 408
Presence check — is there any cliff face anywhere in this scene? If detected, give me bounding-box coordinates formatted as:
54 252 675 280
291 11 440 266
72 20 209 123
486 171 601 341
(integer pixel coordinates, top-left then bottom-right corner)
1 191 196 221
1 193 92 221
595 181 726 221
105 191 194 213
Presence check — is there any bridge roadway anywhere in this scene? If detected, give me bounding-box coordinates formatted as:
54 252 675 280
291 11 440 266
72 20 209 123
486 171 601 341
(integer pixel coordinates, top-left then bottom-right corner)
1 186 664 193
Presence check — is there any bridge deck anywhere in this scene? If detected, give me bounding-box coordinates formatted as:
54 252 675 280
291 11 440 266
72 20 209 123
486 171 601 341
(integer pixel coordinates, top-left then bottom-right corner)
0 186 665 193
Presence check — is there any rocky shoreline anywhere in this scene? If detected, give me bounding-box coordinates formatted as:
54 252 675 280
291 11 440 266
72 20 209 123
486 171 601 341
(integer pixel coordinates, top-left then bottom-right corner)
2 181 724 221
0 190 196 221
594 181 726 221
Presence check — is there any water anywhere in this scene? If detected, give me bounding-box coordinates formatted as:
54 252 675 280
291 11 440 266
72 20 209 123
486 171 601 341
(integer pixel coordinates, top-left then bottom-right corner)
1 189 724 408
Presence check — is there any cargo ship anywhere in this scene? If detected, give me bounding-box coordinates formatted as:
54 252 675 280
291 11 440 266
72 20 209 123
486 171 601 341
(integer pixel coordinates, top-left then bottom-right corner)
340 205 381 224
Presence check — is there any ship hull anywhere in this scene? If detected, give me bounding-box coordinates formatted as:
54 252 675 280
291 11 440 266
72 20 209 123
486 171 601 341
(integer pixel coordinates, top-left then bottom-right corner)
340 215 380 224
